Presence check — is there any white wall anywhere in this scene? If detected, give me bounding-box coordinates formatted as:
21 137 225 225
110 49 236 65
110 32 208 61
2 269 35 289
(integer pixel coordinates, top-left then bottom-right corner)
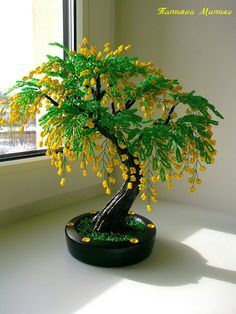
82 0 116 48
115 0 236 213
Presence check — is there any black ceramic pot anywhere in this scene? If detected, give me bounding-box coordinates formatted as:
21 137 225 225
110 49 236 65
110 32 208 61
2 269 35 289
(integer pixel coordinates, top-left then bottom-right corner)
65 211 156 267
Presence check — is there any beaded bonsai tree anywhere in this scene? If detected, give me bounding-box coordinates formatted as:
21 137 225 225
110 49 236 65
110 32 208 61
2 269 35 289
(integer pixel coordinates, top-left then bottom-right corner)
1 38 223 266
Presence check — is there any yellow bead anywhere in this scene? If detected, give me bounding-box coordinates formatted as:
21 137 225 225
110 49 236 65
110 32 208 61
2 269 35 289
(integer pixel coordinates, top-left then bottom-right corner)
141 193 147 201
90 78 96 86
82 237 91 243
151 196 158 203
130 238 139 244
66 165 72 173
90 211 97 214
125 44 131 50
151 176 158 183
150 188 158 195
177 173 183 179
57 168 63 176
102 180 108 188
166 174 171 182
130 175 136 182
60 178 66 186
106 187 111 195
147 204 153 212
189 186 195 193
185 166 191 173
66 222 74 227
127 182 133 189
199 165 206 171
128 211 135 215
122 173 129 180
147 223 155 229
108 177 116 184
134 159 140 165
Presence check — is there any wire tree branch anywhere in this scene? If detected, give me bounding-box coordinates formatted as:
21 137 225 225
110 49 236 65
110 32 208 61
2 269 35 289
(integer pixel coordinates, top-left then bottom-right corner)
45 95 59 107
125 99 135 110
111 102 116 114
115 98 136 115
164 101 180 125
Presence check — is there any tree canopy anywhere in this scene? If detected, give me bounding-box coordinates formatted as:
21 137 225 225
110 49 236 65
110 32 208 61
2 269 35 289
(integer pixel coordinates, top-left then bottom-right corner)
1 38 223 212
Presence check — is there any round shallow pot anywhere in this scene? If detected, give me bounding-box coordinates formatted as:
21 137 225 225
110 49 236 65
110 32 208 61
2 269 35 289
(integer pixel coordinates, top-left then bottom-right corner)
65 211 156 267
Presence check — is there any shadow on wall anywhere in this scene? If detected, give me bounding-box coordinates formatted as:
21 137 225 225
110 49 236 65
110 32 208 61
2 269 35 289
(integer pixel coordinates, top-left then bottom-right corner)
112 237 236 287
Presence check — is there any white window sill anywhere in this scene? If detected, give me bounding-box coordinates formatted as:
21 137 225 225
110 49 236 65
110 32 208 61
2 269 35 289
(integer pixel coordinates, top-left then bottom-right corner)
0 197 235 314
0 155 50 175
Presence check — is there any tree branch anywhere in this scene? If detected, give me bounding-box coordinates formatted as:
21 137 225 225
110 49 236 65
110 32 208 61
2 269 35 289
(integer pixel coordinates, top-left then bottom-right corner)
95 74 101 96
164 101 180 125
94 74 106 100
115 98 136 115
125 99 135 110
111 102 116 114
45 95 59 107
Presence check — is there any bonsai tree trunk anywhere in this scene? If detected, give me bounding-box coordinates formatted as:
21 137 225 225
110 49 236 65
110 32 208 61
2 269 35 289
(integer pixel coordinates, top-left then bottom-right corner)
92 111 142 233
92 180 139 232
92 155 141 233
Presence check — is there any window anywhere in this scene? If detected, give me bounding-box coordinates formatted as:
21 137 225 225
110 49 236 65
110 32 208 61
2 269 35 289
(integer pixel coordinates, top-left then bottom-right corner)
0 0 77 161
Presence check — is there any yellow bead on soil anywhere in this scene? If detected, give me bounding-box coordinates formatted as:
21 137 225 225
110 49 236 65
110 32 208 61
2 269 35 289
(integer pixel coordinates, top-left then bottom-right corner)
130 238 139 244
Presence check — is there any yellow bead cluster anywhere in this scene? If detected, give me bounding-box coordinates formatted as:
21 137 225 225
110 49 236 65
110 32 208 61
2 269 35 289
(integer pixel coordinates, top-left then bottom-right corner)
78 38 132 60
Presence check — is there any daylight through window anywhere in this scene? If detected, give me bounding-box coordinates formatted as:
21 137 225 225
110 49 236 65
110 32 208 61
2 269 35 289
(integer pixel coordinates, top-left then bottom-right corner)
0 0 63 157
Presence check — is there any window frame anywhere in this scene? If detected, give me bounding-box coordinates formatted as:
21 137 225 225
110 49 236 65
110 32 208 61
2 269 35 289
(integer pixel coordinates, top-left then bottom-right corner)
0 0 77 162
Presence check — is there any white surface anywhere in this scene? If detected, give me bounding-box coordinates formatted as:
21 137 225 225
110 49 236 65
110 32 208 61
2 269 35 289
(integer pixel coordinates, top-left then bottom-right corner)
0 196 236 314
